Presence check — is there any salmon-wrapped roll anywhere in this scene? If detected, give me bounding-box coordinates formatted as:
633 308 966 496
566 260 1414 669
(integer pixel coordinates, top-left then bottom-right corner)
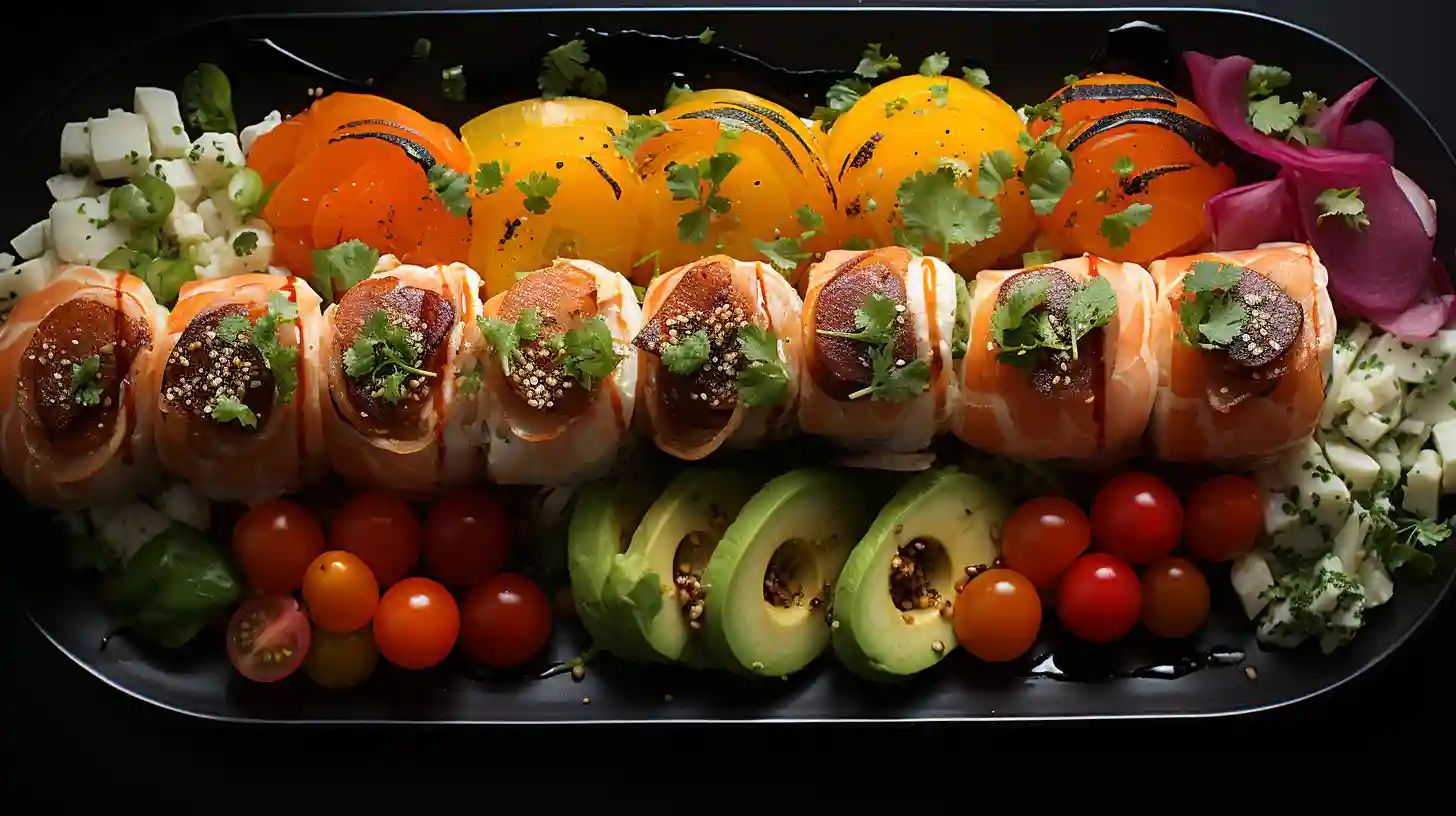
797 247 958 453
633 255 802 460
322 256 484 493
955 255 1157 461
1149 243 1334 464
0 266 167 509
150 274 326 502
477 258 640 484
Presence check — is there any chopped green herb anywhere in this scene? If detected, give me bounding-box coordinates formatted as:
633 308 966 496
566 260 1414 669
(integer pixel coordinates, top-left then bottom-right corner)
613 116 671 166
539 40 606 99
929 83 950 107
559 316 624 391
210 394 257 428
1021 249 1062 267
1249 95 1300 135
853 343 930 401
313 239 379 304
812 76 872 129
1315 187 1370 231
950 274 973 359
216 314 251 343
1246 64 1292 98
517 171 561 216
344 309 436 404
665 141 740 244
427 164 472 217
816 292 899 345
231 231 258 257
842 236 875 251
855 43 901 79
249 291 300 404
990 274 1115 366
1368 503 1452 578
919 52 950 77
1021 135 1074 216
1100 203 1153 249
474 160 509 195
1063 73 1082 85
977 150 1017 199
884 97 909 118
476 307 542 376
661 329 710 375
664 82 694 108
441 65 467 102
1112 156 1135 178
736 325 790 407
70 355 103 406
894 167 1000 258
634 248 663 279
961 67 990 89
171 125 184 136
1176 260 1248 350
698 27 715 44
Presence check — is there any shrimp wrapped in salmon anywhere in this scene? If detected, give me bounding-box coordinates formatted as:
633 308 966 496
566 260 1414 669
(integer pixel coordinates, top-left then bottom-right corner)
1148 243 1334 464
634 255 802 460
149 274 327 502
0 267 167 509
797 247 959 453
477 259 641 484
955 256 1157 461
322 256 484 493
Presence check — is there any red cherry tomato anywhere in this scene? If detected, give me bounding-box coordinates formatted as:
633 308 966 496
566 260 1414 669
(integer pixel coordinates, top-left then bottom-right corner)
1000 497 1092 589
953 568 1042 663
423 489 512 587
374 577 461 670
1184 474 1263 562
1056 553 1142 643
330 492 421 587
459 573 553 668
302 551 380 633
232 500 326 594
226 595 312 683
1141 556 1211 639
1091 472 1183 565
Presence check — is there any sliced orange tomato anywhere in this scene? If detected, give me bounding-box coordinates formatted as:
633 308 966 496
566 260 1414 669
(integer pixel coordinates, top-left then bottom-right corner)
825 75 1036 276
634 89 843 284
463 98 643 297
1028 74 1237 266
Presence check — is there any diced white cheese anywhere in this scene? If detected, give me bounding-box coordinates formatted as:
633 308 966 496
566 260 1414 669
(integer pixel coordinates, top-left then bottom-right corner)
1343 410 1393 450
89 112 152 180
163 199 208 245
0 252 12 269
1402 449 1442 520
195 198 224 238
1397 419 1432 470
1342 359 1400 414
149 158 202 206
1358 555 1395 608
240 110 282 156
0 251 57 307
49 197 129 266
88 501 172 564
1373 436 1402 488
1405 380 1456 426
133 87 189 158
11 220 50 260
187 132 244 189
61 122 95 176
1230 550 1277 620
1256 438 1352 544
1319 597 1366 654
1330 322 1373 383
224 225 273 275
207 189 243 234
1321 434 1381 493
1331 502 1372 575
1367 334 1434 384
1257 598 1308 648
152 483 210 530
45 173 103 202
1430 419 1456 493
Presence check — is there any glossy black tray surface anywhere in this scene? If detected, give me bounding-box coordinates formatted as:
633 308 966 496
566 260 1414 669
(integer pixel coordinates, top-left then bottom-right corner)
8 5 1455 723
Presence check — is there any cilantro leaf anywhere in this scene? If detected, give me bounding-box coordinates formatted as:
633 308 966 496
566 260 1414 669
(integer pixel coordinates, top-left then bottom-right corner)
1022 138 1074 216
884 97 909 118
1368 505 1451 578
667 145 741 244
842 236 875 251
698 27 715 44
559 316 623 391
215 314 251 343
210 394 257 428
1100 203 1153 249
678 208 711 245
1063 74 1082 85
850 343 930 401
231 231 259 257
476 307 541 376
458 361 485 396
816 292 899 345
249 291 300 404
1066 275 1117 345
1112 156 1135 178
1199 299 1247 347
812 77 871 130
919 52 950 77
1176 261 1248 350
797 205 824 231
441 65 466 102
70 355 103 407
1246 64 1292 98
989 276 1052 357
539 39 606 99
344 309 436 404
929 83 950 107
313 239 379 304
664 82 693 108
961 67 990 89
475 160 509 195
756 236 812 273
977 150 1017 199
426 164 472 217
895 167 1001 257
1184 260 1242 294
735 325 790 407
613 117 670 166
1249 96 1300 135
515 306 542 341
517 171 561 216
855 43 901 79
661 329 710 375
1315 187 1370 231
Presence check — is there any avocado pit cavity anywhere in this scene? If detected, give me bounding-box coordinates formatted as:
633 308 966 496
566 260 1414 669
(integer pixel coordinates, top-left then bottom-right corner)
888 538 954 619
762 538 831 612
673 531 714 629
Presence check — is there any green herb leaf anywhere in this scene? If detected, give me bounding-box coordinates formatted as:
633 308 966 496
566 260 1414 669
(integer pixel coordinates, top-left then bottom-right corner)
1199 299 1247 347
231 231 259 257
182 63 237 134
664 82 694 108
559 316 623 391
312 239 379 304
1112 156 1135 178
797 205 824 231
1246 64 1292 98
474 160 509 195
895 167 1001 257
855 43 901 79
517 171 561 216
1063 74 1082 85
1176 261 1248 349
736 325 790 407
426 164 473 217
1249 95 1300 135
919 52 950 77
1066 276 1117 345
977 149 1017 199
216 314 250 343
1315 187 1370 231
850 343 930 401
668 144 741 244
990 276 1052 356
458 360 485 396
539 40 605 99
812 77 871 130
345 309 435 404
842 236 875 251
929 83 950 107
1022 249 1062 267
661 329 710 375
441 65 467 102
249 291 300 404
962 67 990 89
210 394 257 428
70 355 103 407
1022 138 1074 216
1184 260 1243 295
476 306 542 376
884 97 909 118
107 524 240 649
613 117 671 166
755 236 812 273
816 292 899 345
1100 203 1153 249
698 27 715 44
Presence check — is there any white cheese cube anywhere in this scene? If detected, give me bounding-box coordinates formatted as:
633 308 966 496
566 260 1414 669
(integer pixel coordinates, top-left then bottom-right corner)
1343 361 1400 414
195 198 224 238
206 189 243 234
163 199 208 245
11 220 50 260
60 122 95 176
1405 380 1456 426
1230 551 1276 620
1322 436 1381 493
149 159 202 206
88 501 172 564
0 251 57 307
1367 334 1432 384
49 197 130 266
187 132 245 189
240 110 282 156
0 252 12 269
1373 436 1402 488
1343 410 1393 450
1256 438 1352 540
46 173 103 202
1357 556 1395 608
1257 599 1308 648
89 112 152 180
1430 419 1456 493
1331 502 1371 575
225 225 273 275
1397 419 1432 470
1402 449 1442 520
133 87 189 158
152 483 210 530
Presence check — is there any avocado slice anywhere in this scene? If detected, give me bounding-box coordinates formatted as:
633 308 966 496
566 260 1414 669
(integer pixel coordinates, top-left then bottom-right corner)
606 468 760 666
699 469 875 677
831 467 1012 680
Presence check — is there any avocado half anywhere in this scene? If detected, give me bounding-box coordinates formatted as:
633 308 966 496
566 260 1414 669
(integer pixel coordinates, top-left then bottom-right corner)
831 467 1012 680
699 469 874 677
605 468 760 666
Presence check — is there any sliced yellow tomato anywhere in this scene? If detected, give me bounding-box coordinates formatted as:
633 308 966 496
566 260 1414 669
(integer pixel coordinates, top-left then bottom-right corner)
634 90 842 283
460 97 629 153
825 75 1036 275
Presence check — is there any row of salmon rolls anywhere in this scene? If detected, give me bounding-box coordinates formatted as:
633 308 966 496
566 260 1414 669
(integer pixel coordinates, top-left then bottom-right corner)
0 242 1332 510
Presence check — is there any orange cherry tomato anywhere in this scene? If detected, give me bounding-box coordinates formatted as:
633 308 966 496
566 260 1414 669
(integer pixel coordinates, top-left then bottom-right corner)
330 492 422 587
302 551 380 633
374 577 461 670
423 489 512 587
1184 474 1263 562
1000 497 1092 589
232 500 327 595
1140 556 1211 639
953 568 1042 663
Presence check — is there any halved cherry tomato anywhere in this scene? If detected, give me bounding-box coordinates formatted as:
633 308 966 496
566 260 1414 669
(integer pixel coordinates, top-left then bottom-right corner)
226 595 312 683
1184 474 1263 562
304 627 380 689
232 500 327 594
374 577 460 670
1056 553 1142 643
1141 556 1211 639
330 492 422 587
999 497 1092 589
459 573 553 668
1091 472 1183 565
953 568 1042 663
423 489 512 587
302 551 380 633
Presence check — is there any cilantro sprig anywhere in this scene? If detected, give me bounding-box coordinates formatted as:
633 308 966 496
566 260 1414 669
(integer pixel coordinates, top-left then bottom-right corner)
1245 64 1326 146
1016 129 1074 216
1315 187 1370 231
815 291 929 402
661 329 710 375
210 394 257 428
517 171 561 216
1175 261 1248 350
477 306 543 376
558 317 625 391
813 43 902 130
475 160 509 195
427 164 472 217
754 205 824 274
893 167 1000 258
1100 202 1153 249
212 291 301 409
539 39 606 99
736 325 790 407
817 292 899 345
919 52 950 77
313 239 379 304
613 117 671 167
1368 507 1452 579
344 309 437 405
666 128 741 244
70 355 103 407
990 274 1116 367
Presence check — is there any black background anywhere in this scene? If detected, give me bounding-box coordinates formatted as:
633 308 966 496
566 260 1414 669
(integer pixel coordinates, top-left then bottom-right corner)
4 0 1452 804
